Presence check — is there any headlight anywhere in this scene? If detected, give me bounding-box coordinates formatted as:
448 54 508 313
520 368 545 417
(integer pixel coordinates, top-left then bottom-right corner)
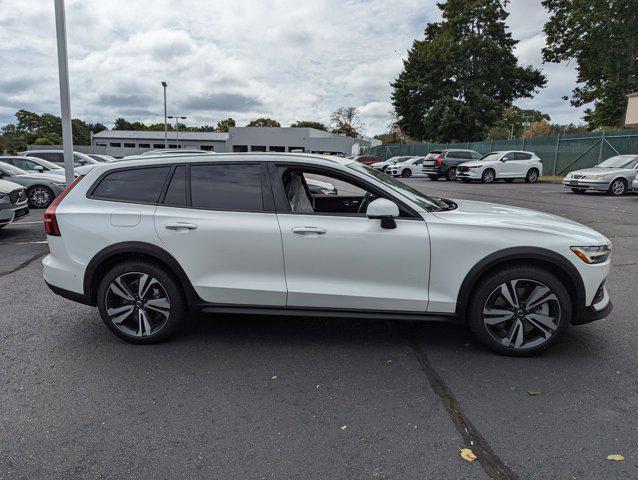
0 193 6 200
570 245 611 264
468 165 482 169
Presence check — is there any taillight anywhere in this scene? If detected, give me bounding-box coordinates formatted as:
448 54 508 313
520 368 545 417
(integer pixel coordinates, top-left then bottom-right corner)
435 154 443 166
44 175 84 236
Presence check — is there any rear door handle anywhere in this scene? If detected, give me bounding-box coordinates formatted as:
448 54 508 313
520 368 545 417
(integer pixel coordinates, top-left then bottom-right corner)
291 226 327 236
165 222 198 231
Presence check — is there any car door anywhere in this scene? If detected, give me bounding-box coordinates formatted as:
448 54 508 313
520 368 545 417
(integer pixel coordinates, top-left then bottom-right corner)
154 162 287 306
272 163 430 312
498 153 518 177
410 157 424 174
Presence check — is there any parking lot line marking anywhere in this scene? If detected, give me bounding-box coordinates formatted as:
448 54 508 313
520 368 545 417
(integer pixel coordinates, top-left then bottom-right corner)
0 252 46 279
13 220 44 225
0 240 48 245
400 324 519 480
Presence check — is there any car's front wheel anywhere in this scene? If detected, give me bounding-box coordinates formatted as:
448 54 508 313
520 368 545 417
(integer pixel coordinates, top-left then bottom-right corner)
467 266 571 356
481 169 495 183
97 260 185 344
608 178 627 196
27 186 54 208
401 169 412 178
445 167 457 181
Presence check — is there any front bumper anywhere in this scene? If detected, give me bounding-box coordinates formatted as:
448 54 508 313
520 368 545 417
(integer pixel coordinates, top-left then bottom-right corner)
632 179 638 192
0 201 30 225
562 179 609 191
456 169 481 179
573 283 612 325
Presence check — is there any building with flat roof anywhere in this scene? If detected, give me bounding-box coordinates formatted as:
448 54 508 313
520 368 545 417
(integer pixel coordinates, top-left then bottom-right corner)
91 127 371 157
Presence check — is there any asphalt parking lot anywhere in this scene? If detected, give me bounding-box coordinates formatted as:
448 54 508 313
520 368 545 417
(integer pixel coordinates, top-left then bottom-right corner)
1 180 636 480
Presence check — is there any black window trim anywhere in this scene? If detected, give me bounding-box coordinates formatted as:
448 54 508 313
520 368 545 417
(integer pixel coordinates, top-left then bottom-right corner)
268 162 422 220
87 164 173 206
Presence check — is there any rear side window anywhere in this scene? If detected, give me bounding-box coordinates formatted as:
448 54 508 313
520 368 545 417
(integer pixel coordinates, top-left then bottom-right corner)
450 151 472 159
512 153 532 160
190 164 262 211
163 165 188 207
91 167 171 204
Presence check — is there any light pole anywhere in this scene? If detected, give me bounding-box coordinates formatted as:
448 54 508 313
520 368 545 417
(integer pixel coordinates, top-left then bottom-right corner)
167 115 187 148
161 81 168 148
53 0 75 184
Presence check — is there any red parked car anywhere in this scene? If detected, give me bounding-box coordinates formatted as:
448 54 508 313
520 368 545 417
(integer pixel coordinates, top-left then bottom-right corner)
353 155 380 166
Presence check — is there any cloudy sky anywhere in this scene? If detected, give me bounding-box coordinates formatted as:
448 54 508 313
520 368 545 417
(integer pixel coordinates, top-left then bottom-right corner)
0 0 584 136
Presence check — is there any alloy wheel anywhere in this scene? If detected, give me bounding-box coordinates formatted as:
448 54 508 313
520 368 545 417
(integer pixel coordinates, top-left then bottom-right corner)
104 272 171 337
610 179 625 195
446 167 457 181
482 279 561 350
527 170 539 183
482 170 495 183
29 187 52 208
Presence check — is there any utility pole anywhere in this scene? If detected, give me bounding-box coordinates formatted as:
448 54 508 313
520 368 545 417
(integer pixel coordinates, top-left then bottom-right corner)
53 0 74 184
162 82 168 148
167 115 187 148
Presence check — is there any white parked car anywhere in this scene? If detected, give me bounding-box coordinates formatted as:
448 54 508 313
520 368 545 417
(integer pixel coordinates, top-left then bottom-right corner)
386 156 425 177
633 172 638 193
456 151 543 183
370 156 414 172
42 153 612 355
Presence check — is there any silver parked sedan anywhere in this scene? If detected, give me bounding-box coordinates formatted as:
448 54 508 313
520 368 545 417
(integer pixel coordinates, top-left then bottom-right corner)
0 162 67 208
563 154 638 195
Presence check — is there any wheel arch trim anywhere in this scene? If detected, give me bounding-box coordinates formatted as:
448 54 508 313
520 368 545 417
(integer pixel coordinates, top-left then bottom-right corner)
83 241 203 305
455 246 586 320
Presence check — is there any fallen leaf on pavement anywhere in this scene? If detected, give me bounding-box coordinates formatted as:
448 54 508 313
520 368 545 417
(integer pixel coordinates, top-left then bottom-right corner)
527 390 542 396
271 375 278 380
460 448 477 462
607 454 624 461
340 425 347 431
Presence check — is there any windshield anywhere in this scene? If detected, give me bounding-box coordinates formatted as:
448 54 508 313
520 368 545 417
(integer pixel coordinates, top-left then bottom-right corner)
396 156 413 163
347 162 452 212
0 162 28 175
479 152 502 162
596 155 638 168
31 157 63 169
425 151 441 160
89 155 108 162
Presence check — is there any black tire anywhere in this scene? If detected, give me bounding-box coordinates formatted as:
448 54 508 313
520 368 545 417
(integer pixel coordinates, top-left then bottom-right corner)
445 167 457 181
608 178 627 196
401 169 412 178
428 175 440 181
525 168 539 183
467 265 571 356
481 168 495 183
381 166 388 172
97 260 186 344
571 188 586 194
27 185 54 208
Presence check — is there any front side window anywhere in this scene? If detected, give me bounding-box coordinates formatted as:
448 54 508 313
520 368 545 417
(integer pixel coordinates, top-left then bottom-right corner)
91 167 171 204
12 158 37 170
190 164 262 211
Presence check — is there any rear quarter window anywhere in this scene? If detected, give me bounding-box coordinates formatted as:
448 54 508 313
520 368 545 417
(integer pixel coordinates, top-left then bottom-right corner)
90 166 171 204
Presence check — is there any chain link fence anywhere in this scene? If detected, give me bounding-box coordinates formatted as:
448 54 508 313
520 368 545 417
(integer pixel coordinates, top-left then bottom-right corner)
366 129 638 175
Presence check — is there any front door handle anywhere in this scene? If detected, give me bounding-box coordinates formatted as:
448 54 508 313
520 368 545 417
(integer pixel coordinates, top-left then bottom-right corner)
291 226 327 236
165 222 198 231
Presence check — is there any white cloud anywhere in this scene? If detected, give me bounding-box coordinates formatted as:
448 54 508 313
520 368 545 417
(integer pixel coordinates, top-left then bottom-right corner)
0 0 584 136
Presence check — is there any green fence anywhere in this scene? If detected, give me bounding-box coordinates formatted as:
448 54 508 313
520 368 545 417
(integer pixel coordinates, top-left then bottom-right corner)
366 129 638 175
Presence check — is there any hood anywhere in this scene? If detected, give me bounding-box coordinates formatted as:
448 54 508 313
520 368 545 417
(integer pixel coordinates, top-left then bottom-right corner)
567 167 633 177
16 173 66 182
370 162 386 167
432 198 609 245
458 159 490 167
0 178 25 193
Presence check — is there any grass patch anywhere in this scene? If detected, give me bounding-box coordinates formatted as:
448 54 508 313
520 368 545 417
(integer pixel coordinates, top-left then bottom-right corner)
539 175 564 183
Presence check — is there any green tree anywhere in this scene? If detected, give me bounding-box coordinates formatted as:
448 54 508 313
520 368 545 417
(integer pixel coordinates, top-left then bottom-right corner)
290 120 328 130
392 0 546 142
486 106 551 139
113 118 133 130
330 107 363 138
87 122 107 134
542 0 638 128
216 117 236 132
246 118 281 127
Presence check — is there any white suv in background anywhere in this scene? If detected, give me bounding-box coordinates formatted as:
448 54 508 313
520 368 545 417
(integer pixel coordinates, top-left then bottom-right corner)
456 151 543 183
43 153 612 355
386 156 425 177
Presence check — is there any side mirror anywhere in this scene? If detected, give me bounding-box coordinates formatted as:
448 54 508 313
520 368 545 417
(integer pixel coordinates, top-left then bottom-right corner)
501 157 508 162
34 165 44 172
366 198 399 229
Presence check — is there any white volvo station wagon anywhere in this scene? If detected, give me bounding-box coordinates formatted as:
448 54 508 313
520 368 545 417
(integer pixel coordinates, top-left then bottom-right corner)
43 153 612 355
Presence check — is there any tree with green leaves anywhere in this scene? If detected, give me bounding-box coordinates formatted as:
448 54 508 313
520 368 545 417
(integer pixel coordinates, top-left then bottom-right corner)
290 120 328 131
330 107 363 138
392 0 546 142
216 117 236 132
485 106 551 139
113 118 133 130
542 0 638 128
246 118 280 127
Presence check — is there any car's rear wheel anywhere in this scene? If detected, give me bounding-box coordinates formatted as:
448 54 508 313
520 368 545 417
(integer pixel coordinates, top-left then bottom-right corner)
571 188 586 194
97 260 185 344
525 168 539 183
401 169 412 178
428 175 440 181
481 169 495 183
608 178 627 196
445 167 457 181
27 186 54 208
467 266 571 356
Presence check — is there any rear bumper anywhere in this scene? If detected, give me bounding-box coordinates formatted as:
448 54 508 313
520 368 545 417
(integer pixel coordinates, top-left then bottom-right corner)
45 281 96 306
422 166 444 175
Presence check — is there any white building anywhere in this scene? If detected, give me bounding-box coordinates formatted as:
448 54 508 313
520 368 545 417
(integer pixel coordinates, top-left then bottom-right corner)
91 127 371 157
